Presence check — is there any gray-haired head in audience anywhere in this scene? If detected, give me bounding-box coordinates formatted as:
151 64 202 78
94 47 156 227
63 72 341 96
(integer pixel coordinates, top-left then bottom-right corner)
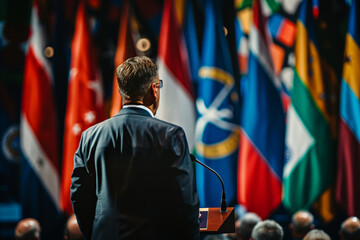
251 220 284 240
303 229 331 240
237 213 262 240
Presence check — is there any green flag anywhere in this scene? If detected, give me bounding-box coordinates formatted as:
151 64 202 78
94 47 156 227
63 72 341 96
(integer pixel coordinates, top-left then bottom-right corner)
282 0 335 212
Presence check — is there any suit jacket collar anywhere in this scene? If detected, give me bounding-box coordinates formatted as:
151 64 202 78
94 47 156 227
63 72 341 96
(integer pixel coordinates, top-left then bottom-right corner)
114 106 153 118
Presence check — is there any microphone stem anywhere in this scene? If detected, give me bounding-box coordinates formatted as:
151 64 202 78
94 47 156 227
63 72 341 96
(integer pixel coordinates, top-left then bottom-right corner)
194 159 227 212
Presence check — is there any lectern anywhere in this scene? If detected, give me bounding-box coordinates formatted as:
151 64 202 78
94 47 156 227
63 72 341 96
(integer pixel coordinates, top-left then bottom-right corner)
199 207 235 234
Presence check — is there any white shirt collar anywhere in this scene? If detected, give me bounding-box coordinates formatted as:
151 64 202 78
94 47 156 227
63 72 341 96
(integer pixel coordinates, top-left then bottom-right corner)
123 105 154 118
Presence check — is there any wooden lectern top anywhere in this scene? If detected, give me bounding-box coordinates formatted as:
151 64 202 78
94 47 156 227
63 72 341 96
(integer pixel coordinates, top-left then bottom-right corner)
200 207 235 234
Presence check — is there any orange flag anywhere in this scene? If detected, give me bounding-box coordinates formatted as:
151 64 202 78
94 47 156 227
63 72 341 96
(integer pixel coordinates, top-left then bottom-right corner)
60 0 105 215
110 0 136 117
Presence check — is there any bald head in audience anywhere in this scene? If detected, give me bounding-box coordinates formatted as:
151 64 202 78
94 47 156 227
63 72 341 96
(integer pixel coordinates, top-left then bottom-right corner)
303 229 331 240
15 218 41 240
64 215 85 240
340 217 360 240
290 210 315 239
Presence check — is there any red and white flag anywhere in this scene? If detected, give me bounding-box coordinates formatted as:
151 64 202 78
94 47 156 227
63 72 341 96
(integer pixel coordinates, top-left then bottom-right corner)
156 0 196 149
60 0 105 215
20 0 61 234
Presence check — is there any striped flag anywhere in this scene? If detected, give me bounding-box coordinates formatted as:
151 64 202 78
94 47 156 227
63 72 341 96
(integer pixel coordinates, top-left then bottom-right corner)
283 0 335 212
195 0 240 207
20 0 61 236
60 0 105 216
109 0 136 117
335 0 360 217
234 8 249 76
156 0 196 150
237 0 285 219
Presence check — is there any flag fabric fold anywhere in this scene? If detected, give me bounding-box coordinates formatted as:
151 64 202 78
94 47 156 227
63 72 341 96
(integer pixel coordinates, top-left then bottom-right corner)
237 0 285 219
109 0 136 117
195 0 240 208
335 0 360 218
282 0 335 212
20 0 61 236
183 0 201 84
156 0 196 150
60 0 105 216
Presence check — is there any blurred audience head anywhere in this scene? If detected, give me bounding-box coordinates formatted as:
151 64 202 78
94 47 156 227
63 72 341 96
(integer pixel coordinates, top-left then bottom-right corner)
340 217 360 240
251 220 284 240
236 212 262 240
303 229 331 240
15 218 41 240
290 210 315 239
64 214 85 240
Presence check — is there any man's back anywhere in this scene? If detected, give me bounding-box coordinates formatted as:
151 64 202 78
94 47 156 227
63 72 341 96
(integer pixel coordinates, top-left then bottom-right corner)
71 107 200 239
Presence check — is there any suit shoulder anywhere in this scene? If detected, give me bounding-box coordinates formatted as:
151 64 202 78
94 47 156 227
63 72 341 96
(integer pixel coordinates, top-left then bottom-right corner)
81 117 115 137
151 117 185 132
151 116 178 128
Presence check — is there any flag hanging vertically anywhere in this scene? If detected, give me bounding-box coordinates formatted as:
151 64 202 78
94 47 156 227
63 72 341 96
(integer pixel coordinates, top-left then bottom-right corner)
336 0 360 218
156 0 196 150
195 0 240 207
183 0 201 85
60 0 105 216
109 0 136 117
237 0 285 219
20 0 61 236
283 0 334 212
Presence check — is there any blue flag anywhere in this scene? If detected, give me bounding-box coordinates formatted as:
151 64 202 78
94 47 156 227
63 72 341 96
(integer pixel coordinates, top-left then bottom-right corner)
183 0 201 84
195 0 240 207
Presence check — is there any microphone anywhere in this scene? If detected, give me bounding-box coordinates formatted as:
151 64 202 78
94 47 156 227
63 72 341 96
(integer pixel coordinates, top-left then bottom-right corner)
190 154 227 212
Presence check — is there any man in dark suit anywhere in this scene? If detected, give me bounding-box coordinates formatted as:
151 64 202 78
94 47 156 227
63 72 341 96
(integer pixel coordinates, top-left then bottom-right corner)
70 56 200 239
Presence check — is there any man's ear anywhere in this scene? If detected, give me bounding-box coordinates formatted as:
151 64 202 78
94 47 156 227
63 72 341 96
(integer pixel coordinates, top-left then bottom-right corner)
151 83 158 99
143 83 157 106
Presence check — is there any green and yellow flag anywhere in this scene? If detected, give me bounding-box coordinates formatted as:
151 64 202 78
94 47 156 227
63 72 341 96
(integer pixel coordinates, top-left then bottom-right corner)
283 0 337 214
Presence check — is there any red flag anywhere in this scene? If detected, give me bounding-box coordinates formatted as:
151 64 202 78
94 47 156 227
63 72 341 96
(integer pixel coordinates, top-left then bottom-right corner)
156 0 196 149
110 0 136 117
237 0 285 219
60 0 105 215
335 0 360 217
20 0 61 235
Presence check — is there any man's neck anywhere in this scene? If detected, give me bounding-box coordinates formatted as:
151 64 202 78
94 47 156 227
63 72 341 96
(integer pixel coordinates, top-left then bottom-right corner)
122 100 156 117
123 100 143 105
123 104 155 118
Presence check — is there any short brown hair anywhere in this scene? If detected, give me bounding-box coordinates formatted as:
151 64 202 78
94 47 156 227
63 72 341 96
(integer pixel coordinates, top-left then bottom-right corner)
116 56 158 100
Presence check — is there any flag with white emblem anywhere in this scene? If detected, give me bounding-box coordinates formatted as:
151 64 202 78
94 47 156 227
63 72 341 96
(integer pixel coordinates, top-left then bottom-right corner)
195 0 240 207
60 0 105 216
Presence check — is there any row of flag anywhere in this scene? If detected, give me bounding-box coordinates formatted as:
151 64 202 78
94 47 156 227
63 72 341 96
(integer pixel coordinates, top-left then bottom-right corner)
15 0 359 237
20 0 105 236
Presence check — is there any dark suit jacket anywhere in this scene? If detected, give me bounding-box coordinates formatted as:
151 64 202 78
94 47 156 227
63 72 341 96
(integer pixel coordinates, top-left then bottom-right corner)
70 107 200 240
